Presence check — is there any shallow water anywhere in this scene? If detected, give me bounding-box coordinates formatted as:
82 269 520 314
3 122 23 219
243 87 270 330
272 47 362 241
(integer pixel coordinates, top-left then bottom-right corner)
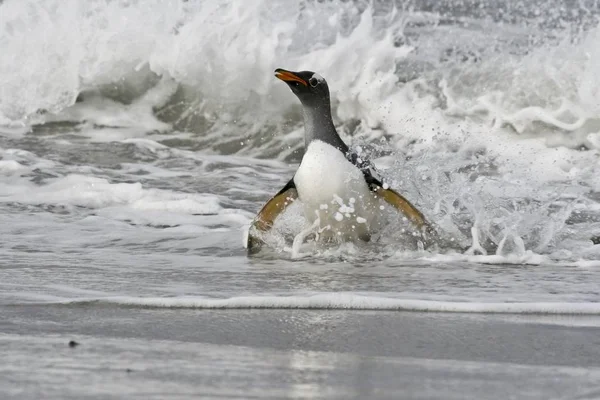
4 310 600 399
1 0 600 397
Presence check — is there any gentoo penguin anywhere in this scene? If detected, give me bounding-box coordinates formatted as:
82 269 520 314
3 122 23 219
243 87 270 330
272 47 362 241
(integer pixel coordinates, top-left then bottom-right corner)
246 68 435 252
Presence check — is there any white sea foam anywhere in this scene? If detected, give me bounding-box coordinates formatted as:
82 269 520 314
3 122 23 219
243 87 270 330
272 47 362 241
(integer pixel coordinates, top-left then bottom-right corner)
420 252 552 266
0 174 221 213
49 294 600 315
0 0 597 149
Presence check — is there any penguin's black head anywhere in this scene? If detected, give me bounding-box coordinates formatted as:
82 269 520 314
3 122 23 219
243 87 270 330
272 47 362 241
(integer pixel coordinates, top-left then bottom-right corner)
274 68 330 106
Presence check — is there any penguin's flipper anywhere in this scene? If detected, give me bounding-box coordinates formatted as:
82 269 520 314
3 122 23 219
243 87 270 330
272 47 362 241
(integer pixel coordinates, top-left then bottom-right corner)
369 182 437 238
247 179 298 253
374 185 427 227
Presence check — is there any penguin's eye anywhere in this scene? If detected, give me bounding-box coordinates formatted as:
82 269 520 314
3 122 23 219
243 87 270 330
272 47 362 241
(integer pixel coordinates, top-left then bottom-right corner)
309 77 319 87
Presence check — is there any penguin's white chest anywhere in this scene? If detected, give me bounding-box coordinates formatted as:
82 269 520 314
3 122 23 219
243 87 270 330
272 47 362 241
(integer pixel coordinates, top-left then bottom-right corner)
293 140 378 239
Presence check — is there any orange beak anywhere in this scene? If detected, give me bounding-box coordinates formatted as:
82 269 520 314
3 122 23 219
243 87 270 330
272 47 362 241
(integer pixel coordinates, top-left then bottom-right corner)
274 69 307 86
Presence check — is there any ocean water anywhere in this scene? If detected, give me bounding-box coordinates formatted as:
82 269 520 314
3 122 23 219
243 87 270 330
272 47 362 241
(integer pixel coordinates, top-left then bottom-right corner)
1 0 600 397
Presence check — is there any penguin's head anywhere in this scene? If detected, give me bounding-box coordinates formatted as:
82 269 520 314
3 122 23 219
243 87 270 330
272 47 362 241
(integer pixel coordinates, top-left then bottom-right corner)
274 68 330 106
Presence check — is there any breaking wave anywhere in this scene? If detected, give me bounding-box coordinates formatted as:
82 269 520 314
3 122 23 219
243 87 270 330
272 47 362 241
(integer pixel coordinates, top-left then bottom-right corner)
35 293 600 315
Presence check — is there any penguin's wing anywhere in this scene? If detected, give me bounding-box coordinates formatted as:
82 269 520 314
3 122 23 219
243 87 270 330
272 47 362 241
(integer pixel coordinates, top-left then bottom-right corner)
371 183 427 228
346 150 436 236
371 181 437 238
246 179 298 253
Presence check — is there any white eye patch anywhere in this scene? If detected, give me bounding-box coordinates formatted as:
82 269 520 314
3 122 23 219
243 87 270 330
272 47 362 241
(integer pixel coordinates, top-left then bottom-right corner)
309 73 324 87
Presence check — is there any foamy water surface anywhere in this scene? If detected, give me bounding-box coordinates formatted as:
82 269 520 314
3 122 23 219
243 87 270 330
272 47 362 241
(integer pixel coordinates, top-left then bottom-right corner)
1 0 600 314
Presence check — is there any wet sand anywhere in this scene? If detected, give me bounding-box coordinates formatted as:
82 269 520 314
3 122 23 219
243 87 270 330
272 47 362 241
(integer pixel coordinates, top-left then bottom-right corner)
2 305 600 399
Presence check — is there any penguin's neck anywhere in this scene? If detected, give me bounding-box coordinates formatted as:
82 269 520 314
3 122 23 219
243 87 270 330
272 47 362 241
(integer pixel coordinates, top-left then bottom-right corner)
302 103 347 153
